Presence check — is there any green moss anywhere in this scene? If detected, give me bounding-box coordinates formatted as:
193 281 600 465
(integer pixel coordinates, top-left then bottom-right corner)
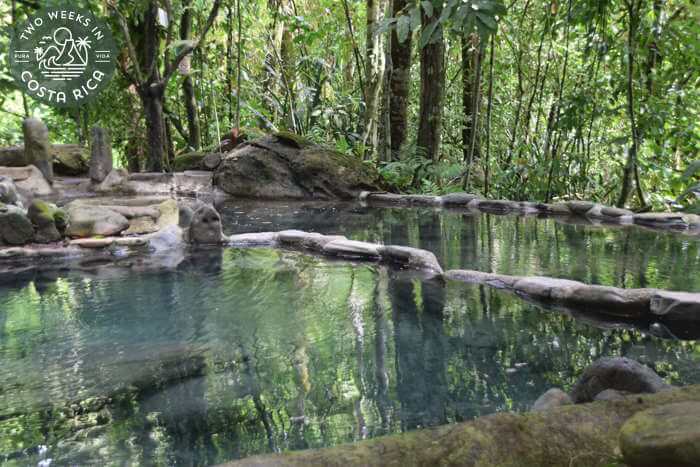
53 208 68 233
172 152 205 171
274 130 313 149
28 199 56 226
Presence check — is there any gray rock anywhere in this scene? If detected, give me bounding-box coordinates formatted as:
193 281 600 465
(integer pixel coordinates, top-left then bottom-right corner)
474 199 520 213
566 200 596 215
531 388 572 411
189 205 224 244
650 291 700 322
123 217 159 235
600 206 634 218
12 165 53 196
214 135 381 200
228 232 279 246
379 245 443 274
570 357 671 403
53 144 89 176
535 202 571 215
202 153 222 170
322 239 381 258
0 176 20 205
66 206 129 238
633 212 688 228
620 401 700 467
95 169 130 193
594 389 629 401
0 146 26 166
22 118 53 183
89 127 113 183
0 211 34 245
440 192 481 206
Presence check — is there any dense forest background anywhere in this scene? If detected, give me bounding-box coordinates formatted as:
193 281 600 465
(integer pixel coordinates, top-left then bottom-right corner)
0 0 698 209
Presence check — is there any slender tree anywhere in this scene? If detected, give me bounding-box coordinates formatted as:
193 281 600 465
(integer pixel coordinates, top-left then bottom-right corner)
388 0 412 157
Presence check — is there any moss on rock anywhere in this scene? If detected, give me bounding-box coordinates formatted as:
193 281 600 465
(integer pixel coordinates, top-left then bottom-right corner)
274 131 314 149
172 152 206 171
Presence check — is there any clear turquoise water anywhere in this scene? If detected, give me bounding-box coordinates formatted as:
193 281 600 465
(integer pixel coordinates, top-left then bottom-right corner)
1 202 698 466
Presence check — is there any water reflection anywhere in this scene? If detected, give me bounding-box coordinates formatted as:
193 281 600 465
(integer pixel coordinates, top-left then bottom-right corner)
219 201 700 291
1 249 698 465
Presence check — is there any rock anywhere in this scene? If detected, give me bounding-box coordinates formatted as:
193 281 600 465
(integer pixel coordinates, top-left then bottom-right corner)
0 210 34 245
620 401 700 467
214 135 382 199
1 165 53 196
188 205 224 244
600 206 634 218
173 171 213 194
402 195 442 206
594 389 630 401
95 168 131 193
27 200 61 243
532 388 572 411
172 152 205 171
379 245 443 274
23 117 53 182
53 209 68 234
66 206 130 238
0 146 26 166
633 212 689 228
123 217 159 235
202 153 222 170
440 192 481 206
445 270 520 288
650 291 700 322
53 145 89 176
156 199 179 229
0 176 20 205
535 202 571 215
565 200 596 215
322 239 381 258
89 127 113 183
474 199 520 213
228 232 279 246
570 357 671 403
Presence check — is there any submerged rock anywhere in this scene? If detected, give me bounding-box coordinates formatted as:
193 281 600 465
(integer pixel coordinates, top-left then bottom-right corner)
620 401 700 467
214 134 382 199
532 388 572 411
570 357 671 403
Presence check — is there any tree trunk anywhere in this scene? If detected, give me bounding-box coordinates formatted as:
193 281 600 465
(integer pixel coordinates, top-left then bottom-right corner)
180 0 201 150
388 0 412 157
362 0 387 159
461 33 481 163
416 7 445 161
141 84 167 172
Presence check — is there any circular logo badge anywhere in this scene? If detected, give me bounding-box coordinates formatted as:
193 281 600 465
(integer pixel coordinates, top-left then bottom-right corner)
9 7 117 108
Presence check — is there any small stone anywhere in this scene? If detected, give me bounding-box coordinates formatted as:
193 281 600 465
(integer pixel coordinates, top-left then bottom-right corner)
532 388 572 411
570 357 670 403
620 401 700 467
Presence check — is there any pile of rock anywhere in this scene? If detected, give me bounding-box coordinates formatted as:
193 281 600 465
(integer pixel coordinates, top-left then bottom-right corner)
0 189 66 246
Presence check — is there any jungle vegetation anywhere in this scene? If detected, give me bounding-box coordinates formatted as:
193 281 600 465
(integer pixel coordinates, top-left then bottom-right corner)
0 0 699 209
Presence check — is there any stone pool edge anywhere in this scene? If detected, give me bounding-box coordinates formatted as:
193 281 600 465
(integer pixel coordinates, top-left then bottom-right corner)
230 229 700 324
359 191 700 235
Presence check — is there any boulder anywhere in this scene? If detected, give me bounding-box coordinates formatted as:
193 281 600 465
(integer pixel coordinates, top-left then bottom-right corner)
95 168 131 193
66 205 129 238
650 291 700 321
566 200 596 215
532 388 572 411
570 357 671 403
188 205 224 244
0 146 26 166
594 389 630 401
633 212 689 228
172 152 205 171
89 127 113 183
1 165 53 196
322 239 381 258
474 199 520 213
123 217 159 235
379 245 443 274
27 200 62 243
0 210 34 245
22 118 53 182
620 401 700 467
214 134 382 200
202 153 222 170
228 232 279 246
440 192 481 206
52 145 89 176
535 202 571 215
600 206 634 218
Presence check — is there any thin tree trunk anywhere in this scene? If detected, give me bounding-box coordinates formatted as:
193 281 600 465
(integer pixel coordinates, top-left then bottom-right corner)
361 0 387 159
388 0 412 157
141 85 167 172
484 35 495 196
417 6 445 161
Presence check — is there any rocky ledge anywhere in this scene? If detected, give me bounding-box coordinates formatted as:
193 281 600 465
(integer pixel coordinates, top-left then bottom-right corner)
361 192 700 234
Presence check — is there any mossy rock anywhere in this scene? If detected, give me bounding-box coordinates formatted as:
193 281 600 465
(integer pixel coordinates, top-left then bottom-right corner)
273 131 314 149
172 152 205 171
28 199 57 227
53 209 68 234
0 211 34 245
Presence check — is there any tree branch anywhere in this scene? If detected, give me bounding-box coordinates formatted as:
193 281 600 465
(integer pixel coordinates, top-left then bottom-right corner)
108 2 145 85
162 0 222 84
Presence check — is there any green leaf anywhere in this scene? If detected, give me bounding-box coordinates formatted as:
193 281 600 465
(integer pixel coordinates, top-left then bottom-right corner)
410 6 422 30
421 1 434 18
419 20 440 48
475 12 497 31
682 160 700 181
